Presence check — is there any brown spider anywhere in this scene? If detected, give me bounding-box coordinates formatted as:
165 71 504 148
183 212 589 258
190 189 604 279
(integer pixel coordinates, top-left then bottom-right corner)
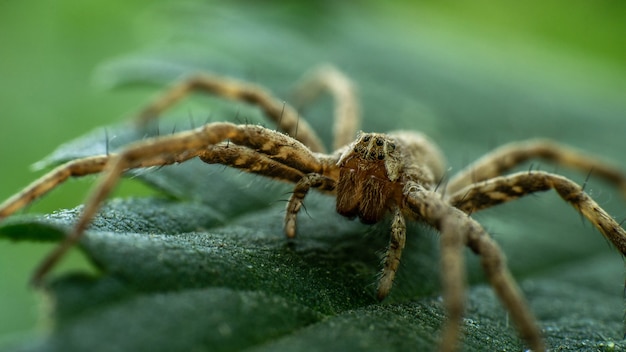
2 65 626 352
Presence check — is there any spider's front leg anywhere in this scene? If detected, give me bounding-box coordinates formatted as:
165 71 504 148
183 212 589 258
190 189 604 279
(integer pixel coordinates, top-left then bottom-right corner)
377 206 406 300
28 122 326 284
405 183 545 352
200 143 305 183
0 151 208 220
0 156 109 219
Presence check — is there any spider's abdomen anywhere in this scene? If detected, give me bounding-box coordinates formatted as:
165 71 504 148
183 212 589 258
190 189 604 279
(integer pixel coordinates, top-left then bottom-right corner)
336 156 402 224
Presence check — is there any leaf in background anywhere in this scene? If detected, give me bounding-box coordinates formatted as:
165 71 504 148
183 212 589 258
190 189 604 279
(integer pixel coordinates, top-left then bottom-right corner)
2 1 626 351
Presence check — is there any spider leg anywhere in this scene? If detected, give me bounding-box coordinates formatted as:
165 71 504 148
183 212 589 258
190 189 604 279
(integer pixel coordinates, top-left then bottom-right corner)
28 122 327 284
405 182 544 352
284 173 337 238
135 72 325 152
448 170 626 254
0 150 199 220
0 156 108 219
446 139 626 196
200 143 305 183
291 65 360 149
202 143 343 186
377 206 406 300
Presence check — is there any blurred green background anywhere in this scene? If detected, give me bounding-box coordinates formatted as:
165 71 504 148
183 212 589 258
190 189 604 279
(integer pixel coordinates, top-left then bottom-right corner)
0 0 624 348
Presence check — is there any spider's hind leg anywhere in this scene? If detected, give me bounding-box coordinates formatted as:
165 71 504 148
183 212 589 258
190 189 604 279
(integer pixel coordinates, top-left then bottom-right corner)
449 170 626 254
446 139 626 196
135 72 326 152
405 183 545 352
290 65 360 150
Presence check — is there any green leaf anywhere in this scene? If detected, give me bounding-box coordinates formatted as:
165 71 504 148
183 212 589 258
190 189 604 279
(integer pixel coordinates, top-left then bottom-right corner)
2 1 626 351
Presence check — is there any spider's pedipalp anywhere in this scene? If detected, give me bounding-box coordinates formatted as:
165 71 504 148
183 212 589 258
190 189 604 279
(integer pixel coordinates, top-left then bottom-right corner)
284 173 337 238
404 182 544 352
448 170 626 254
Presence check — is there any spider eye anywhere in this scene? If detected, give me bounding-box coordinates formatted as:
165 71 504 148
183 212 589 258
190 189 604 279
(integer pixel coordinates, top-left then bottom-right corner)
377 153 385 160
375 138 384 146
388 142 396 151
362 135 371 142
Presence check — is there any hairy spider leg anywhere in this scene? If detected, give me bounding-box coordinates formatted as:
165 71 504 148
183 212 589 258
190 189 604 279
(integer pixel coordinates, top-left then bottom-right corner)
281 65 360 237
405 182 544 352
290 64 360 150
284 173 338 238
448 171 626 254
377 206 407 300
0 150 220 220
0 156 108 219
28 123 326 284
136 73 326 153
446 139 626 196
200 143 306 183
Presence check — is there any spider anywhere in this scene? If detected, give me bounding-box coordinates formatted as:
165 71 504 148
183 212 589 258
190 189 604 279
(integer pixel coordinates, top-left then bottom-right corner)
2 65 626 352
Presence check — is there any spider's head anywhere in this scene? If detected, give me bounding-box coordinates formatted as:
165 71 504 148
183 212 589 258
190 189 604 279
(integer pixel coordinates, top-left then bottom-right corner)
337 132 403 183
335 132 404 224
351 132 397 161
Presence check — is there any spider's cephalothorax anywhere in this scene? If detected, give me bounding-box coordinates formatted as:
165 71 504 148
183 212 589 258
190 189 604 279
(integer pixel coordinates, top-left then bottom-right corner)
336 133 403 224
335 132 445 224
2 65 626 352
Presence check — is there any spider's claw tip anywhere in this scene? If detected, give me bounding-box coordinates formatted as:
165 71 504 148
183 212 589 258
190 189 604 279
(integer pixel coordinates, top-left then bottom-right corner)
284 238 298 251
376 283 391 302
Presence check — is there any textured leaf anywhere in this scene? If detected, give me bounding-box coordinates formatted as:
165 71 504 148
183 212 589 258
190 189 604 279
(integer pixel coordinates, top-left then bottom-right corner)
2 2 626 351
